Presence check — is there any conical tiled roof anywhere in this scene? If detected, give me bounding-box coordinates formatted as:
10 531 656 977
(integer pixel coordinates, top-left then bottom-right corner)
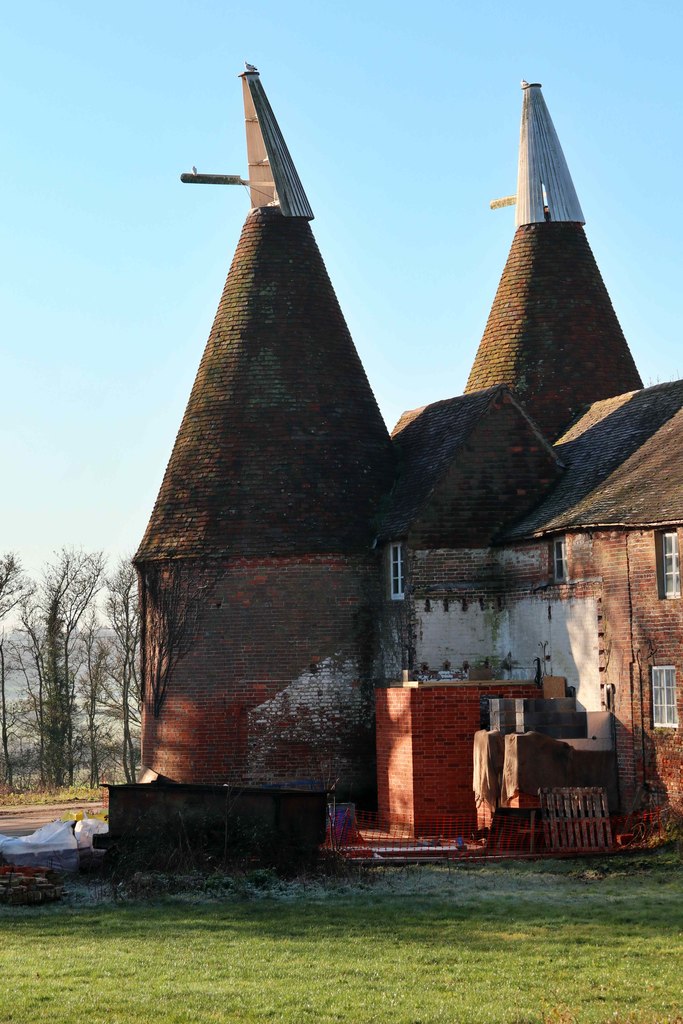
465 222 643 441
467 83 642 442
136 205 394 561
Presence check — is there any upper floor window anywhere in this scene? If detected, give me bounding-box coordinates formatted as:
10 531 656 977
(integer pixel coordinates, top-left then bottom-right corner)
656 531 680 599
553 537 567 583
389 542 405 601
652 666 678 728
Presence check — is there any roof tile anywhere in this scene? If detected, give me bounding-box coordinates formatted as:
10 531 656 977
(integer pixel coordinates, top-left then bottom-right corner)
504 380 683 537
136 206 394 562
465 222 642 441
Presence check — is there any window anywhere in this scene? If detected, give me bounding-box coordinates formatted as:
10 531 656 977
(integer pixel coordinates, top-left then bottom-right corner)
657 531 680 599
652 666 678 728
389 542 405 601
553 537 567 582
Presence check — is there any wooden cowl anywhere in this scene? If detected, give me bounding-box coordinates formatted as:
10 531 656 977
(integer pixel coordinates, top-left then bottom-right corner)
136 205 394 563
465 222 642 442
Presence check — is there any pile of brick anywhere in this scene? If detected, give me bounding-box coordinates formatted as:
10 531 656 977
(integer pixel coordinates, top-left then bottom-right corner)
0 865 65 905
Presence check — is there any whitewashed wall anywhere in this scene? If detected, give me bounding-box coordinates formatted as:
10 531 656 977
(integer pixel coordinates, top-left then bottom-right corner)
416 596 601 710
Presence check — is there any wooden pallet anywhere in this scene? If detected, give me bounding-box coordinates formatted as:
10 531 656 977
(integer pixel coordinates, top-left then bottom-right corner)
539 787 612 852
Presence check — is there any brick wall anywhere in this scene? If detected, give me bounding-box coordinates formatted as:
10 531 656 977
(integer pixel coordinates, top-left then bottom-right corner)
140 553 383 799
396 541 602 706
376 682 538 830
410 542 547 593
594 529 683 810
389 528 683 812
139 527 683 811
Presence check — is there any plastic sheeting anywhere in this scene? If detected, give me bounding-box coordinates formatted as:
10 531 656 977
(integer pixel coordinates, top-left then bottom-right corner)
0 819 79 873
74 814 108 850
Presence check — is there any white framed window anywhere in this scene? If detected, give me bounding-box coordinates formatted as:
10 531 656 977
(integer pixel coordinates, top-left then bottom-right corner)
652 666 678 728
553 537 567 582
658 532 680 599
389 542 405 601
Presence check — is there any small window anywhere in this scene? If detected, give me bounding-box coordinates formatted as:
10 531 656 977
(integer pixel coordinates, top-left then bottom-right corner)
553 537 567 582
389 542 405 601
652 666 678 728
657 531 680 599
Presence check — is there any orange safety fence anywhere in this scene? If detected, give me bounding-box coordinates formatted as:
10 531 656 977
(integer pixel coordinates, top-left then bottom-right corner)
324 804 664 861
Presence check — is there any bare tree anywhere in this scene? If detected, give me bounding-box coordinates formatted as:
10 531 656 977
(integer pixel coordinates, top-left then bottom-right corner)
103 559 141 782
77 609 113 787
0 554 27 622
0 554 30 786
48 549 104 785
138 561 206 718
12 597 47 785
12 550 104 787
0 638 20 787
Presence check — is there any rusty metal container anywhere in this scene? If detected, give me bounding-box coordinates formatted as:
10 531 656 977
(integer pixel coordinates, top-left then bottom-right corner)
106 783 326 862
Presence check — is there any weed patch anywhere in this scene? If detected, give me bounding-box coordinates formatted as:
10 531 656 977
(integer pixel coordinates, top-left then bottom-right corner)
0 785 102 806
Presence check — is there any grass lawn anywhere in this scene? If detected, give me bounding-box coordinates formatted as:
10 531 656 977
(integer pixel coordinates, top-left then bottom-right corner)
0 852 681 1024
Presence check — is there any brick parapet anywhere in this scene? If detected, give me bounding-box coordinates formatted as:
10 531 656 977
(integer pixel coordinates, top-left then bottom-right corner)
376 682 538 830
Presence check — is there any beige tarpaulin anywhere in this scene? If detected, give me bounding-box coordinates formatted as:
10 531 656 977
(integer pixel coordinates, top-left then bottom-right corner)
473 729 505 814
501 732 573 806
474 731 619 813
500 732 619 810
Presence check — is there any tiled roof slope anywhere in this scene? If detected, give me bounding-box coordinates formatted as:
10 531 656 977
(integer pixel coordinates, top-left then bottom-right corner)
382 388 499 538
504 380 683 539
136 206 394 561
465 222 643 442
380 385 560 542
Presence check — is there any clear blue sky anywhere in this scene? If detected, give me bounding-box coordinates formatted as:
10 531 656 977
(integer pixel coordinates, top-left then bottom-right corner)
3 0 683 578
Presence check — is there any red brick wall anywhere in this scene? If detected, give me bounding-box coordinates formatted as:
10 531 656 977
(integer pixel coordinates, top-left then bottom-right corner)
140 554 382 798
409 542 548 594
376 682 538 830
395 528 683 813
594 529 683 811
139 526 683 813
375 687 414 826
